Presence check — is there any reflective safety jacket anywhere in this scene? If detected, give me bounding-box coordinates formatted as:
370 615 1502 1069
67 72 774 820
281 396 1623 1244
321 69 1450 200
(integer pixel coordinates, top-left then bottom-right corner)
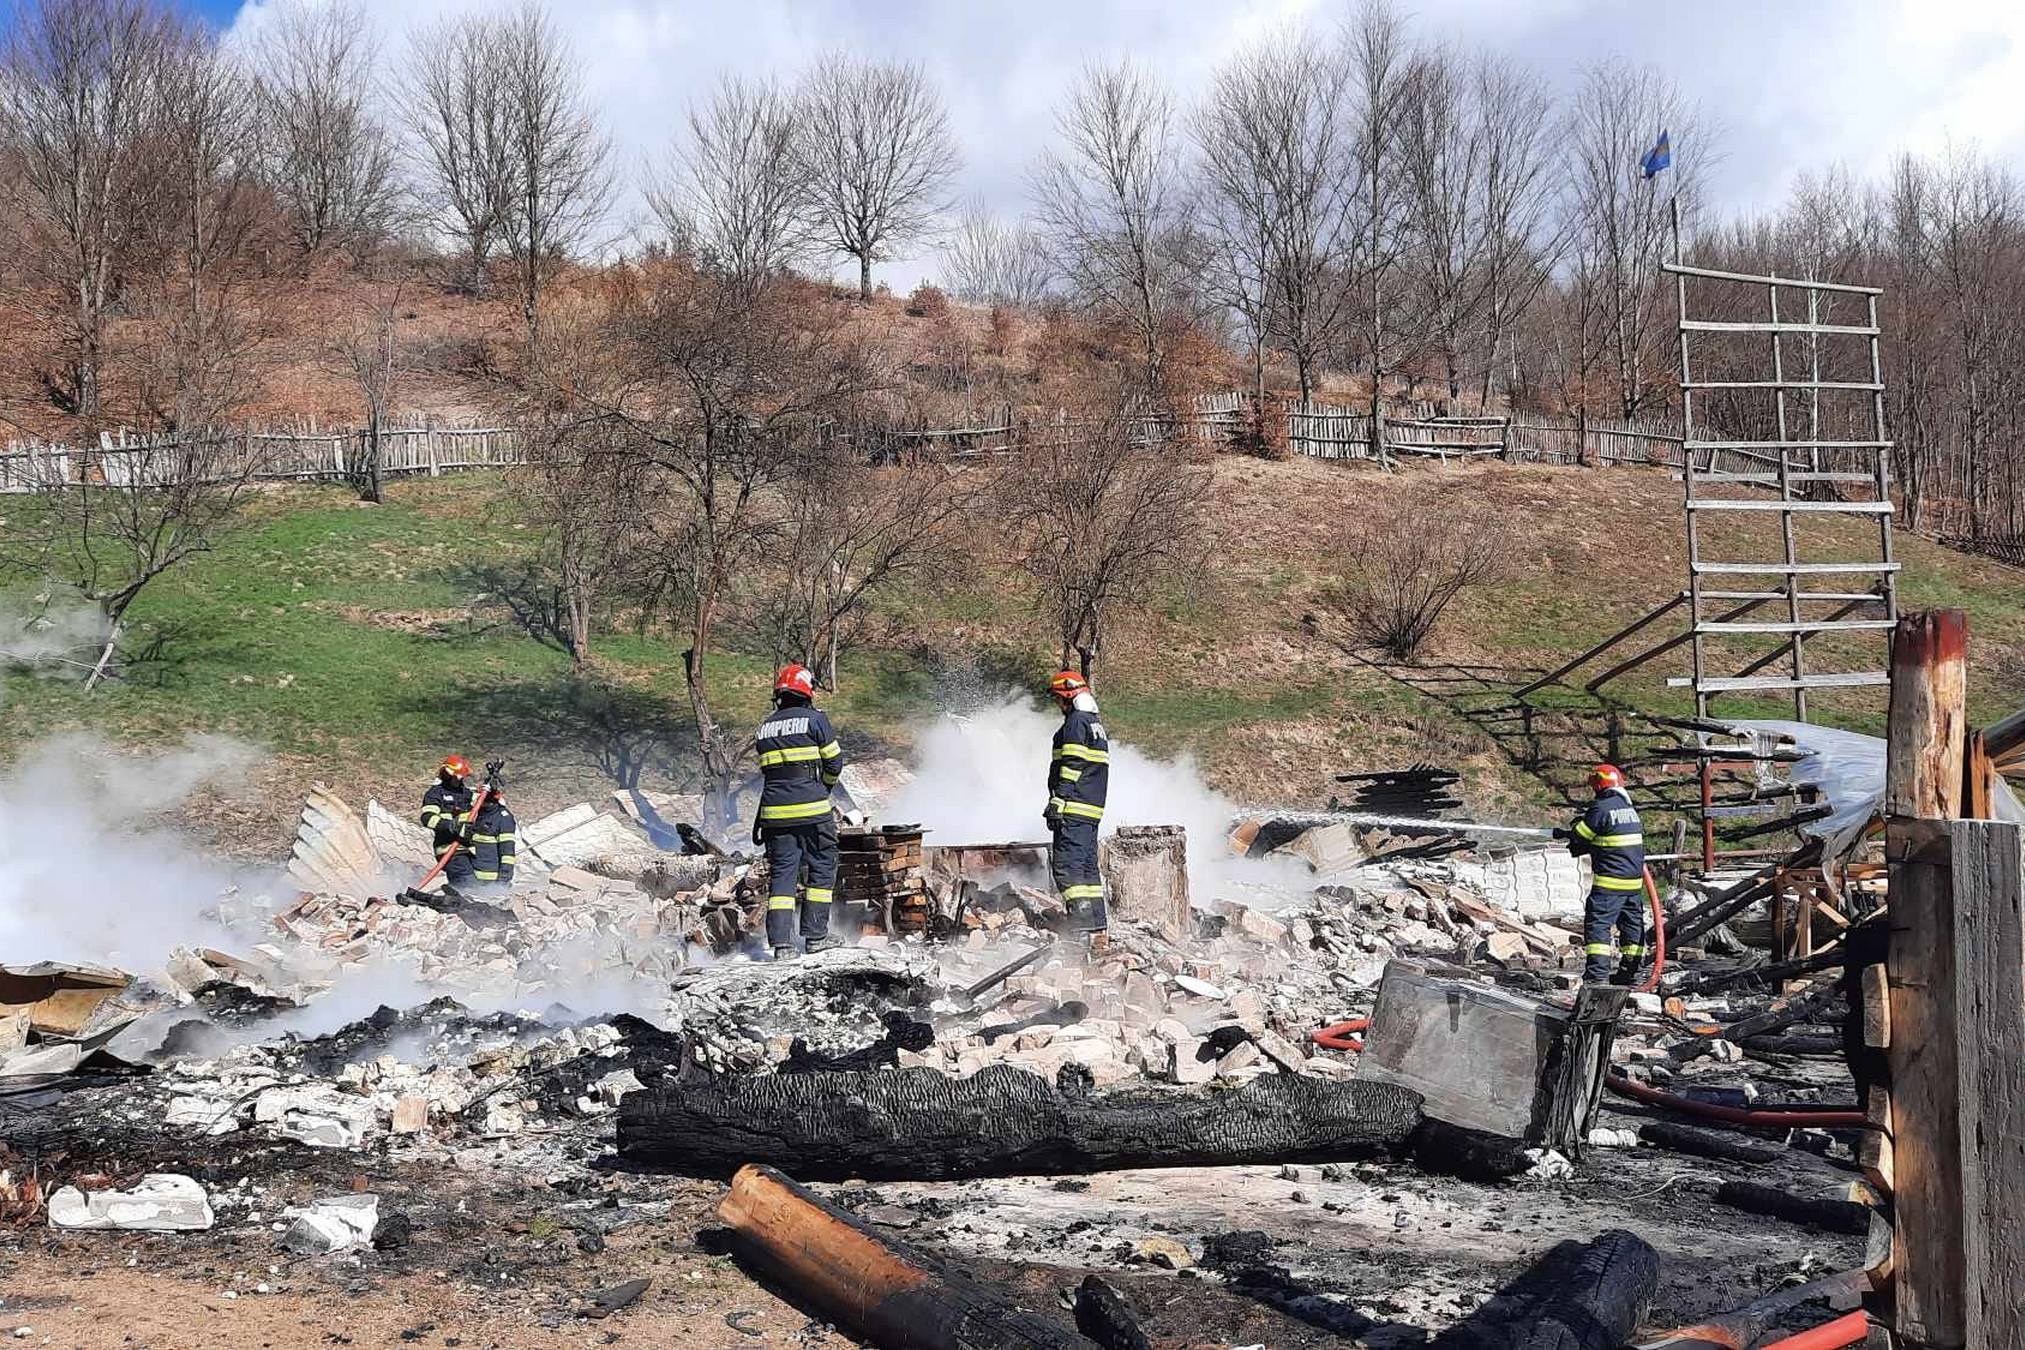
1566 786 1645 891
469 797 517 884
755 699 844 830
421 779 476 858
1048 707 1110 822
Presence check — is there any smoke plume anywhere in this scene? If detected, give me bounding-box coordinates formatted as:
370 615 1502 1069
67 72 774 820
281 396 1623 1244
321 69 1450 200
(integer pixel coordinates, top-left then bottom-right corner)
0 733 259 968
886 694 1310 902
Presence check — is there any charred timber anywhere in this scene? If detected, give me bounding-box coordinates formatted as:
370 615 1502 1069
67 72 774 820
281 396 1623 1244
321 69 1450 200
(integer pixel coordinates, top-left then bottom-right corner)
620 1064 1425 1181
715 1164 1092 1349
1428 1229 1659 1350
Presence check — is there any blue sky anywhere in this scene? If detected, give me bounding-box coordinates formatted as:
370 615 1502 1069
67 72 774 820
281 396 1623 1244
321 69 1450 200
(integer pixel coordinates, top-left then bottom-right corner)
106 1 2025 289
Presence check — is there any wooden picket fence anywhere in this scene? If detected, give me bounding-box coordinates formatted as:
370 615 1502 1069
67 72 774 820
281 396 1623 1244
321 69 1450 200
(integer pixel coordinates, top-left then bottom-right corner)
0 420 523 493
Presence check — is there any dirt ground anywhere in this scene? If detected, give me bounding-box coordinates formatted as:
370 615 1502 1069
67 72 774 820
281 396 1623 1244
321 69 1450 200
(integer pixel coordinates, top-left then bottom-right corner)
0 1092 1864 1350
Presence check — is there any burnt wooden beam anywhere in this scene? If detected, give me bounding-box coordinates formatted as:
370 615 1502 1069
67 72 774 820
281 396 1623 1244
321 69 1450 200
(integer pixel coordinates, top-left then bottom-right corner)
1883 610 1968 1349
715 1164 1094 1349
1429 1229 1659 1350
622 1064 1425 1181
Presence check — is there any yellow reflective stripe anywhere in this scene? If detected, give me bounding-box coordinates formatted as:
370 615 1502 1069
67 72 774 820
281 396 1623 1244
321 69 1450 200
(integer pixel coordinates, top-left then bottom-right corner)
1592 832 1642 847
1058 767 1082 782
768 896 797 910
805 888 834 904
760 799 833 821
420 807 444 824
819 741 841 758
1619 944 1647 956
1573 819 1598 841
1055 744 1109 763
1050 797 1104 820
470 833 500 844
1584 943 1615 955
1592 874 1644 891
1061 884 1105 900
474 870 499 881
758 746 825 766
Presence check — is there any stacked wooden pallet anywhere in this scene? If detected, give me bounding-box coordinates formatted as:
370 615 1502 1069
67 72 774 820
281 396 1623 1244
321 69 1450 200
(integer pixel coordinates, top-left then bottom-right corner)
836 826 932 934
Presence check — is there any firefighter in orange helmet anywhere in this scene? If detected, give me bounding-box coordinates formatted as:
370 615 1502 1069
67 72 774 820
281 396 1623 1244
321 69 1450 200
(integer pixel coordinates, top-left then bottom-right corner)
753 664 845 960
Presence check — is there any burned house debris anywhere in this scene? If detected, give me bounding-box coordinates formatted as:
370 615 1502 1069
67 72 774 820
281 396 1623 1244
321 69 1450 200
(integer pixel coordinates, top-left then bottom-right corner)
0 618 2018 1348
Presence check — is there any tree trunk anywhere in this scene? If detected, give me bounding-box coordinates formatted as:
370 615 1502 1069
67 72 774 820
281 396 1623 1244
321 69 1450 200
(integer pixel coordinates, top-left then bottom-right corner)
620 1064 1425 1181
858 250 873 302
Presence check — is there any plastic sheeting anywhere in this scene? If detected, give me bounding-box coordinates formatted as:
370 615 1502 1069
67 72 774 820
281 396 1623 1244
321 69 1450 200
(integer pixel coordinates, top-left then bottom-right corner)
1734 720 2024 860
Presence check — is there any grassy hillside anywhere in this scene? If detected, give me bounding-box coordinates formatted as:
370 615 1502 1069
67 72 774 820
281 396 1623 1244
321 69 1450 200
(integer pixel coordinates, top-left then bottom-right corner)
4 457 2022 859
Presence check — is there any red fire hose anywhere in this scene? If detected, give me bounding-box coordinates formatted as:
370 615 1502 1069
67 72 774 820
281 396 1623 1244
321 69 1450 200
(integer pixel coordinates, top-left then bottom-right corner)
1638 865 1667 992
1311 1017 1368 1053
1758 1312 1869 1350
1605 1072 1868 1129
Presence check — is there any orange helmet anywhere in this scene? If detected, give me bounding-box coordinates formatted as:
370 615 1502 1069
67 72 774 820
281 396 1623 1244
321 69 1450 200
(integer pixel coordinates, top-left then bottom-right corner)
1048 670 1089 701
441 754 472 779
1590 763 1626 793
774 663 815 698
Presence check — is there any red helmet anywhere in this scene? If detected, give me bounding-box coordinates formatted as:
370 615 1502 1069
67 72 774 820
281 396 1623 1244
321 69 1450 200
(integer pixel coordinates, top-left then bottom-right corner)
441 754 472 779
1048 670 1089 701
1589 764 1626 793
774 663 815 697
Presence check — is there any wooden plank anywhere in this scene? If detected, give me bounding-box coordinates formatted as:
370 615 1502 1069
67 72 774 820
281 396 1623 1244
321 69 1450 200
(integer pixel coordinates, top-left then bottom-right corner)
1863 962 1892 1047
1681 672 1890 693
1962 732 1995 821
1885 610 1970 1349
1947 820 2025 1350
1686 498 1894 514
1694 561 1900 575
1662 259 1883 295
1697 619 1897 635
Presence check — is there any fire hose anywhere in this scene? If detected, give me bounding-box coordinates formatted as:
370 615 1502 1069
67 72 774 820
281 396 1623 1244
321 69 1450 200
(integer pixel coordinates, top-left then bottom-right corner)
1604 1072 1868 1129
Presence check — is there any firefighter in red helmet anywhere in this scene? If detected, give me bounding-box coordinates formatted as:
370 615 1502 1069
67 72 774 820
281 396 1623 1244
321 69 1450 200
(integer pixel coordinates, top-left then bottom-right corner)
753 664 845 960
1553 764 1647 983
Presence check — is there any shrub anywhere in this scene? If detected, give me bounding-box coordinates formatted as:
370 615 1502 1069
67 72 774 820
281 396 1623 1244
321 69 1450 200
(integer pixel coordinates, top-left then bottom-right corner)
1331 489 1511 660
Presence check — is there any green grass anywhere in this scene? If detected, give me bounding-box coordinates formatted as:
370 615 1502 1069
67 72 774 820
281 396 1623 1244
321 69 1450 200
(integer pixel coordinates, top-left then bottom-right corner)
5 468 2023 837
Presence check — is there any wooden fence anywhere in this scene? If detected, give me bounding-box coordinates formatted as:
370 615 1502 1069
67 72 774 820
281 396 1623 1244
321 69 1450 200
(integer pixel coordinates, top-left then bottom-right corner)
0 420 523 493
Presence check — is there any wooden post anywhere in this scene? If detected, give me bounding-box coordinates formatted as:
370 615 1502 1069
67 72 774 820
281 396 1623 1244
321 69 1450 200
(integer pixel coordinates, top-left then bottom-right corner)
1946 819 2025 1350
1883 609 1968 1349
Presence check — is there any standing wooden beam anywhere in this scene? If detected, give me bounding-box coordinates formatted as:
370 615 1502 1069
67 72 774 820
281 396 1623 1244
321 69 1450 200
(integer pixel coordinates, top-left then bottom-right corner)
1946 820 2025 1350
1883 610 1968 1349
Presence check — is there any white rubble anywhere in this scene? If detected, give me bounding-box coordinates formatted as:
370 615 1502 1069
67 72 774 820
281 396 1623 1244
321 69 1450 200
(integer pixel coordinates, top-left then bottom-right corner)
282 1195 379 1254
48 1174 214 1232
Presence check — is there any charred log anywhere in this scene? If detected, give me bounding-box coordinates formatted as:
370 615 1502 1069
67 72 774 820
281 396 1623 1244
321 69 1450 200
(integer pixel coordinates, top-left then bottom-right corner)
1073 1276 1151 1350
1713 1181 1872 1235
1429 1229 1659 1350
715 1164 1092 1349
619 1064 1424 1181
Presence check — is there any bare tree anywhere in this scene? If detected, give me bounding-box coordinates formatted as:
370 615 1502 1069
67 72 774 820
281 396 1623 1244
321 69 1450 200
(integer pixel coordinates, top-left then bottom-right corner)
937 200 1052 307
794 53 959 301
246 0 400 258
1396 46 1560 409
1193 32 1359 403
1031 60 1198 389
492 1 612 346
136 19 265 432
0 432 264 688
649 73 810 290
1344 0 1413 455
402 12 514 294
328 288 401 503
761 449 968 686
1000 385 1212 675
1563 60 1703 419
1 0 179 425
544 265 876 825
1329 486 1511 660
510 286 655 667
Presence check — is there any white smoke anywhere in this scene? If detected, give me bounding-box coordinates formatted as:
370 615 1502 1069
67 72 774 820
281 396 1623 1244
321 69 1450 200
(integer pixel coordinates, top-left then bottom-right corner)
0 589 112 696
886 694 1311 904
0 733 260 968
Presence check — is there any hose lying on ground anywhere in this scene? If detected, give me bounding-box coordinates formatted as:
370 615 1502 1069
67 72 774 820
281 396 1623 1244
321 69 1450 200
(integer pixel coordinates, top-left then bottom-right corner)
1605 1072 1867 1129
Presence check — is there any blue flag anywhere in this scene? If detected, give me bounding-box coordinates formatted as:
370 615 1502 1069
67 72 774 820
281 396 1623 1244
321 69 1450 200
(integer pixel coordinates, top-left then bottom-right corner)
1641 129 1672 180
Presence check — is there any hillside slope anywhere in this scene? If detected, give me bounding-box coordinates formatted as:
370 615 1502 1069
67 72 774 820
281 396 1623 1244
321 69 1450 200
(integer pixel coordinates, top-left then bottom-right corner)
4 456 2021 859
